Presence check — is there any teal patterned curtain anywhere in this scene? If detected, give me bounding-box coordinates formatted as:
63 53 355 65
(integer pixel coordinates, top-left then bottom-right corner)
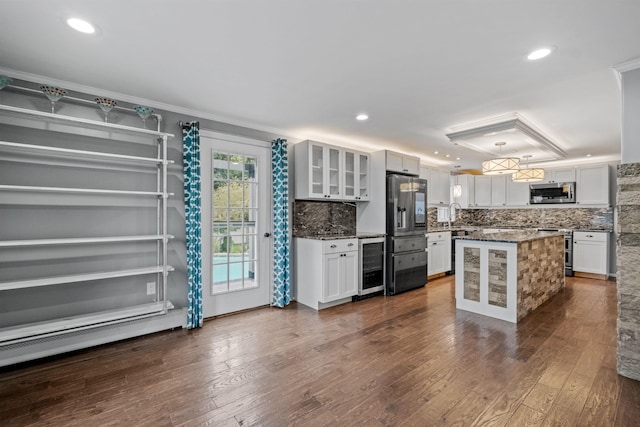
272 138 291 307
182 122 203 328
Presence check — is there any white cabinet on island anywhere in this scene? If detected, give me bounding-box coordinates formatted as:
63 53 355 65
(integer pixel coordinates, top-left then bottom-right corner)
455 230 564 323
294 238 358 310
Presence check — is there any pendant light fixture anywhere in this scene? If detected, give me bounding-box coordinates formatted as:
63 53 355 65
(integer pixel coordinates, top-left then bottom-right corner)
482 142 520 175
452 165 462 198
512 154 545 182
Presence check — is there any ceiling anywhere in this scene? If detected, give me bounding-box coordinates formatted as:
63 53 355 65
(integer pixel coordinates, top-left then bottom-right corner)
1 0 639 171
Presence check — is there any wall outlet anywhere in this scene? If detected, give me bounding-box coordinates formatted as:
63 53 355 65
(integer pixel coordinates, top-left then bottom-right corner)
146 282 156 295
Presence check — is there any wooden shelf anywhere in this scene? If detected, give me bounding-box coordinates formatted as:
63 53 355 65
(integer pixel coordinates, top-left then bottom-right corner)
0 301 175 345
0 266 174 291
0 235 175 248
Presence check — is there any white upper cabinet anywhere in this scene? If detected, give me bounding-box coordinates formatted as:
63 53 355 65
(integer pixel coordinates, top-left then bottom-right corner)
385 150 420 176
506 179 530 206
491 175 507 207
294 140 342 200
576 164 610 206
421 167 450 206
543 167 576 183
343 149 370 201
474 176 492 207
295 140 371 201
451 174 475 208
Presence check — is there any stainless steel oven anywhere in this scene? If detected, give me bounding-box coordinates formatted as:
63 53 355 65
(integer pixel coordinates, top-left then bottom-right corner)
530 182 576 204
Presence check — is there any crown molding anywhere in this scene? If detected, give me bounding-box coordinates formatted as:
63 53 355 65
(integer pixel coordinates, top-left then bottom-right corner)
613 57 640 74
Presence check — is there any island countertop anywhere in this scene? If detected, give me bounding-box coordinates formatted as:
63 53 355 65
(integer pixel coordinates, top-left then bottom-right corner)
454 229 564 243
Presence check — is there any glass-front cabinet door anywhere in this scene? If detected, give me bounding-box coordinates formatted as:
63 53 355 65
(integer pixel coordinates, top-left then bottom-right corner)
309 142 325 198
326 146 341 198
342 150 370 201
343 151 356 199
358 152 369 201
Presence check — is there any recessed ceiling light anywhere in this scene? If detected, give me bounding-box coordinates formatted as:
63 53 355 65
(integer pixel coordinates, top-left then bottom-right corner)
586 154 592 157
445 154 450 158
434 151 439 154
527 47 553 60
356 114 368 121
67 18 96 34
456 157 461 160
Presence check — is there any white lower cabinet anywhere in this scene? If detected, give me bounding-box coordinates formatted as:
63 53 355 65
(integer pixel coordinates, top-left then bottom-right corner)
573 231 609 276
427 231 451 275
295 238 358 310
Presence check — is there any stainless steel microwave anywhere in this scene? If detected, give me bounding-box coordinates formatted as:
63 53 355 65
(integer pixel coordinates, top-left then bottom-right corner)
530 182 576 204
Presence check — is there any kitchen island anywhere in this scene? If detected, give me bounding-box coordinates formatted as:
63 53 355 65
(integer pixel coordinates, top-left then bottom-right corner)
454 230 565 323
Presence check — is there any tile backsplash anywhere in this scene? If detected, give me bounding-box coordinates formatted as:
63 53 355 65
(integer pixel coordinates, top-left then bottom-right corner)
292 200 356 237
428 206 613 230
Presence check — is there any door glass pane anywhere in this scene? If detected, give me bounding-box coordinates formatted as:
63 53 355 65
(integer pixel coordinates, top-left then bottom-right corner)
244 261 258 289
213 154 229 179
213 182 229 208
211 150 262 295
244 156 257 181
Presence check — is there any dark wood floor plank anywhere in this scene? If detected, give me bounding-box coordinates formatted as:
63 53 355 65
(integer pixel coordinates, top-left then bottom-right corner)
0 276 637 426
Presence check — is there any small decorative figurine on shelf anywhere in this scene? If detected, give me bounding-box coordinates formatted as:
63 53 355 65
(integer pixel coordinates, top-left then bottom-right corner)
134 105 154 129
95 97 117 122
40 85 67 114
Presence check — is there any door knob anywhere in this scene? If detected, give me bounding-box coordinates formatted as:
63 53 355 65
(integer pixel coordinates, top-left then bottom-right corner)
264 232 271 237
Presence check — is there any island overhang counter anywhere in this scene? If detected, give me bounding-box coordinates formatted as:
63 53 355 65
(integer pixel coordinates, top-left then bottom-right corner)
454 230 565 323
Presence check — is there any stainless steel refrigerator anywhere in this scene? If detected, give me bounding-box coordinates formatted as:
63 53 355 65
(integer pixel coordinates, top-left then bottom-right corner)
385 174 428 295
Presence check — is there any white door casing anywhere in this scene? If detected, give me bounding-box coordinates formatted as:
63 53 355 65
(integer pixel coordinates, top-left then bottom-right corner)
200 131 272 317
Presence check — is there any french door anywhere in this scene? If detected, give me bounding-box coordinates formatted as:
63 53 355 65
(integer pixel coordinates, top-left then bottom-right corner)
200 132 271 317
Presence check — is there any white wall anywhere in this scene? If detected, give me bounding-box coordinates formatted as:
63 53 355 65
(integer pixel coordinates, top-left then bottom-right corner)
621 68 640 164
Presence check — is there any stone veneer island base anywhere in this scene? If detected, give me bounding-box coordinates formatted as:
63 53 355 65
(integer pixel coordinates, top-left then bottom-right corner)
454 230 565 323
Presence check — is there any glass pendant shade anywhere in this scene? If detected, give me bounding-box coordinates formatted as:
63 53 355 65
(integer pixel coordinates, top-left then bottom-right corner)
512 168 545 182
482 157 520 175
453 184 462 198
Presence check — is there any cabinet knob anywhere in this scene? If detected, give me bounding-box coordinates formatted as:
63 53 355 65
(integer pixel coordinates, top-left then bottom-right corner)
586 235 593 238
347 243 354 246
330 244 337 248
263 232 271 237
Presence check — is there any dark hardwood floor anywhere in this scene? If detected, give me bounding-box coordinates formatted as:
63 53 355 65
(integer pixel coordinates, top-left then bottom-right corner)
1 276 638 426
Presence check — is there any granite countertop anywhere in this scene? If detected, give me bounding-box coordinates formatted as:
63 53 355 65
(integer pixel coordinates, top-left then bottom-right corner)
294 232 386 241
454 230 565 243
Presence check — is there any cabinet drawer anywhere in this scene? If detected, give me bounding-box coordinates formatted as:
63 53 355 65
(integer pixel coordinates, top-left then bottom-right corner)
574 231 608 242
392 236 427 252
323 239 358 254
427 232 450 243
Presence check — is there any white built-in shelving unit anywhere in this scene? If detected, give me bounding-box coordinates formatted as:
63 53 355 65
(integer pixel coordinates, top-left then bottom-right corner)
0 104 177 356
